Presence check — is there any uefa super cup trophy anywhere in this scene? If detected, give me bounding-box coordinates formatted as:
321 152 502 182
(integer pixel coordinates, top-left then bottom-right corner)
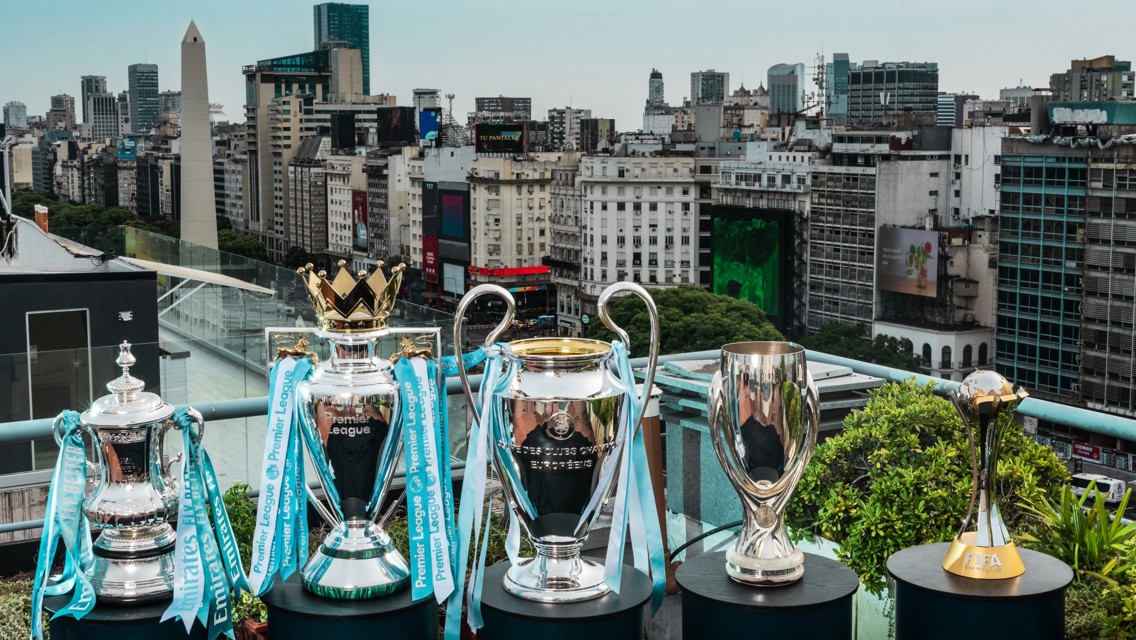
942 370 1029 579
286 261 413 598
454 282 659 602
708 342 819 585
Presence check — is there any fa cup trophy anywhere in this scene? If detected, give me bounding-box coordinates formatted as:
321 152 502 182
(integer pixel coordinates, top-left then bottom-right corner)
454 281 660 602
942 370 1029 579
708 342 820 585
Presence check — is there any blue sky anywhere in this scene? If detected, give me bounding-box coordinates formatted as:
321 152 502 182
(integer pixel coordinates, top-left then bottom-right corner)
1 0 1131 129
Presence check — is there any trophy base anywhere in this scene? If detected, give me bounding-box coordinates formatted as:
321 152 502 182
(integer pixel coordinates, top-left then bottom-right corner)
941 532 1024 579
725 547 805 586
89 526 177 603
504 554 610 603
302 523 410 599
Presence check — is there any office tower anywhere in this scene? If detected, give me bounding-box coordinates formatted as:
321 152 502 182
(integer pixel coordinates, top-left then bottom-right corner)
847 61 939 124
87 92 119 140
825 54 850 121
548 107 592 150
314 2 370 94
46 94 76 130
768 63 805 115
1050 56 1134 102
648 69 665 107
469 96 531 125
160 90 182 118
128 63 159 134
180 22 218 249
643 69 674 135
80 75 107 123
117 91 131 137
3 101 27 129
690 69 729 105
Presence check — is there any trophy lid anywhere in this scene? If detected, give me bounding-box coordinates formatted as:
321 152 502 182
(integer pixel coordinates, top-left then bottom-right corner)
954 369 1028 420
82 341 174 427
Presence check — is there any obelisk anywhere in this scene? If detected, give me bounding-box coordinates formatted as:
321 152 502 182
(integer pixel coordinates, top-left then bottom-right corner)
179 21 218 249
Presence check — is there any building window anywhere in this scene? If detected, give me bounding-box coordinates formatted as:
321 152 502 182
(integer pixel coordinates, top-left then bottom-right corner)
962 345 973 368
941 346 952 370
922 344 932 367
978 342 988 365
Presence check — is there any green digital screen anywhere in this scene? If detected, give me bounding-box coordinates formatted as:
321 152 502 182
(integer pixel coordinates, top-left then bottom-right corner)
712 217 782 318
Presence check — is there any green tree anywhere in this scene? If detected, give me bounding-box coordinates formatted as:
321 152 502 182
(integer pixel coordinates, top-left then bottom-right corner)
786 379 1067 596
800 322 924 371
283 245 315 269
218 228 269 262
585 286 783 356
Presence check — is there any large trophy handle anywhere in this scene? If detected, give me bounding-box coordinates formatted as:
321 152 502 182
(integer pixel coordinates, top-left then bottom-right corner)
453 284 515 427
597 282 659 432
156 418 182 494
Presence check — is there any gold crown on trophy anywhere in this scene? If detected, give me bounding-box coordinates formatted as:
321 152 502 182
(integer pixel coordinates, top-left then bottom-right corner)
299 260 405 333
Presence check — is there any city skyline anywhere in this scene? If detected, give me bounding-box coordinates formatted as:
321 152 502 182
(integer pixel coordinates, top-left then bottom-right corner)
0 0 1130 131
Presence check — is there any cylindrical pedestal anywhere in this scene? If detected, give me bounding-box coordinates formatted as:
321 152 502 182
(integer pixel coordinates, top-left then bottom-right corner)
45 595 203 640
262 573 436 640
888 542 1073 640
478 561 652 640
676 551 858 640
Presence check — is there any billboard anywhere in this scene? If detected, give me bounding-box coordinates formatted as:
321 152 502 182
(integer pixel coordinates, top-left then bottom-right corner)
375 106 417 146
423 236 439 284
422 181 439 236
442 262 465 295
475 122 526 154
710 208 788 323
351 190 368 252
441 192 467 240
419 108 440 141
877 227 939 298
117 137 137 160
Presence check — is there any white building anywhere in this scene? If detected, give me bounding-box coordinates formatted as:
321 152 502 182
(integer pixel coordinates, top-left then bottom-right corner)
467 155 555 276
948 125 1006 223
578 156 697 318
325 153 366 262
549 154 584 335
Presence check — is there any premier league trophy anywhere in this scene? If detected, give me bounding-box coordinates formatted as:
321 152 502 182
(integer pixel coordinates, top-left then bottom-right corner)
707 342 820 585
942 370 1029 579
454 282 660 602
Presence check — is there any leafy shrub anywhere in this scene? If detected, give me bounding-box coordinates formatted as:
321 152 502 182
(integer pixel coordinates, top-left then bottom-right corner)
0 576 38 640
786 379 1068 595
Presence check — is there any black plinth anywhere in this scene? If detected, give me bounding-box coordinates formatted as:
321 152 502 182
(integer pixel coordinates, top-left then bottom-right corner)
261 574 437 640
478 562 652 640
888 543 1073 640
676 551 858 640
45 594 204 640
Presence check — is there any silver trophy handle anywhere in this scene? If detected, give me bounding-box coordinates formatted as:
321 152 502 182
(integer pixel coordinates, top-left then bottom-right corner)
453 284 516 427
597 282 659 432
156 418 182 493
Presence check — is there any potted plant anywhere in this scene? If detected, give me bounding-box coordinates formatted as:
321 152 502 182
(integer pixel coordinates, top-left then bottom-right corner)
905 241 934 289
232 591 268 640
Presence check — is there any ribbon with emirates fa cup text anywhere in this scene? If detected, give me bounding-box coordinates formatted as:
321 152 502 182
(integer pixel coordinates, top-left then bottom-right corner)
161 408 251 640
30 410 96 640
394 356 457 604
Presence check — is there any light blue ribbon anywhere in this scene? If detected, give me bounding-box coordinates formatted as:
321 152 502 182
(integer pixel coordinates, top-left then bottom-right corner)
444 347 515 640
162 408 250 640
440 349 488 377
604 342 667 612
30 410 96 640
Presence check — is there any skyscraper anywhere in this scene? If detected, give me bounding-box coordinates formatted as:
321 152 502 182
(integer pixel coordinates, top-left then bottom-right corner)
87 92 119 140
128 63 159 134
690 69 729 105
825 54 850 122
47 94 76 130
80 75 107 123
3 101 27 129
847 61 939 125
314 3 370 94
768 63 805 115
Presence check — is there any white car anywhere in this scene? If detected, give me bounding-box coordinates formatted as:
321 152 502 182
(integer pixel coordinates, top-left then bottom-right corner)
1069 473 1128 504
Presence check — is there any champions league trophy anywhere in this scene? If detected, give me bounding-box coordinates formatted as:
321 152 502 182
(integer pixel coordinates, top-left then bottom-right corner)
454 282 660 603
942 370 1029 579
252 260 450 602
707 342 820 585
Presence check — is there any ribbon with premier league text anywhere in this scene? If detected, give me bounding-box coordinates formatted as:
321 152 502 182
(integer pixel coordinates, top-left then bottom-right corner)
394 355 457 604
162 408 251 640
247 356 315 597
601 341 667 613
30 411 97 640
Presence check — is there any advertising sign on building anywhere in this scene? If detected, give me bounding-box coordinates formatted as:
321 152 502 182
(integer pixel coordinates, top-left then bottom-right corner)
351 190 367 252
423 236 439 284
1072 441 1103 463
419 108 440 141
442 262 465 295
117 137 137 160
474 122 526 154
877 227 939 298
